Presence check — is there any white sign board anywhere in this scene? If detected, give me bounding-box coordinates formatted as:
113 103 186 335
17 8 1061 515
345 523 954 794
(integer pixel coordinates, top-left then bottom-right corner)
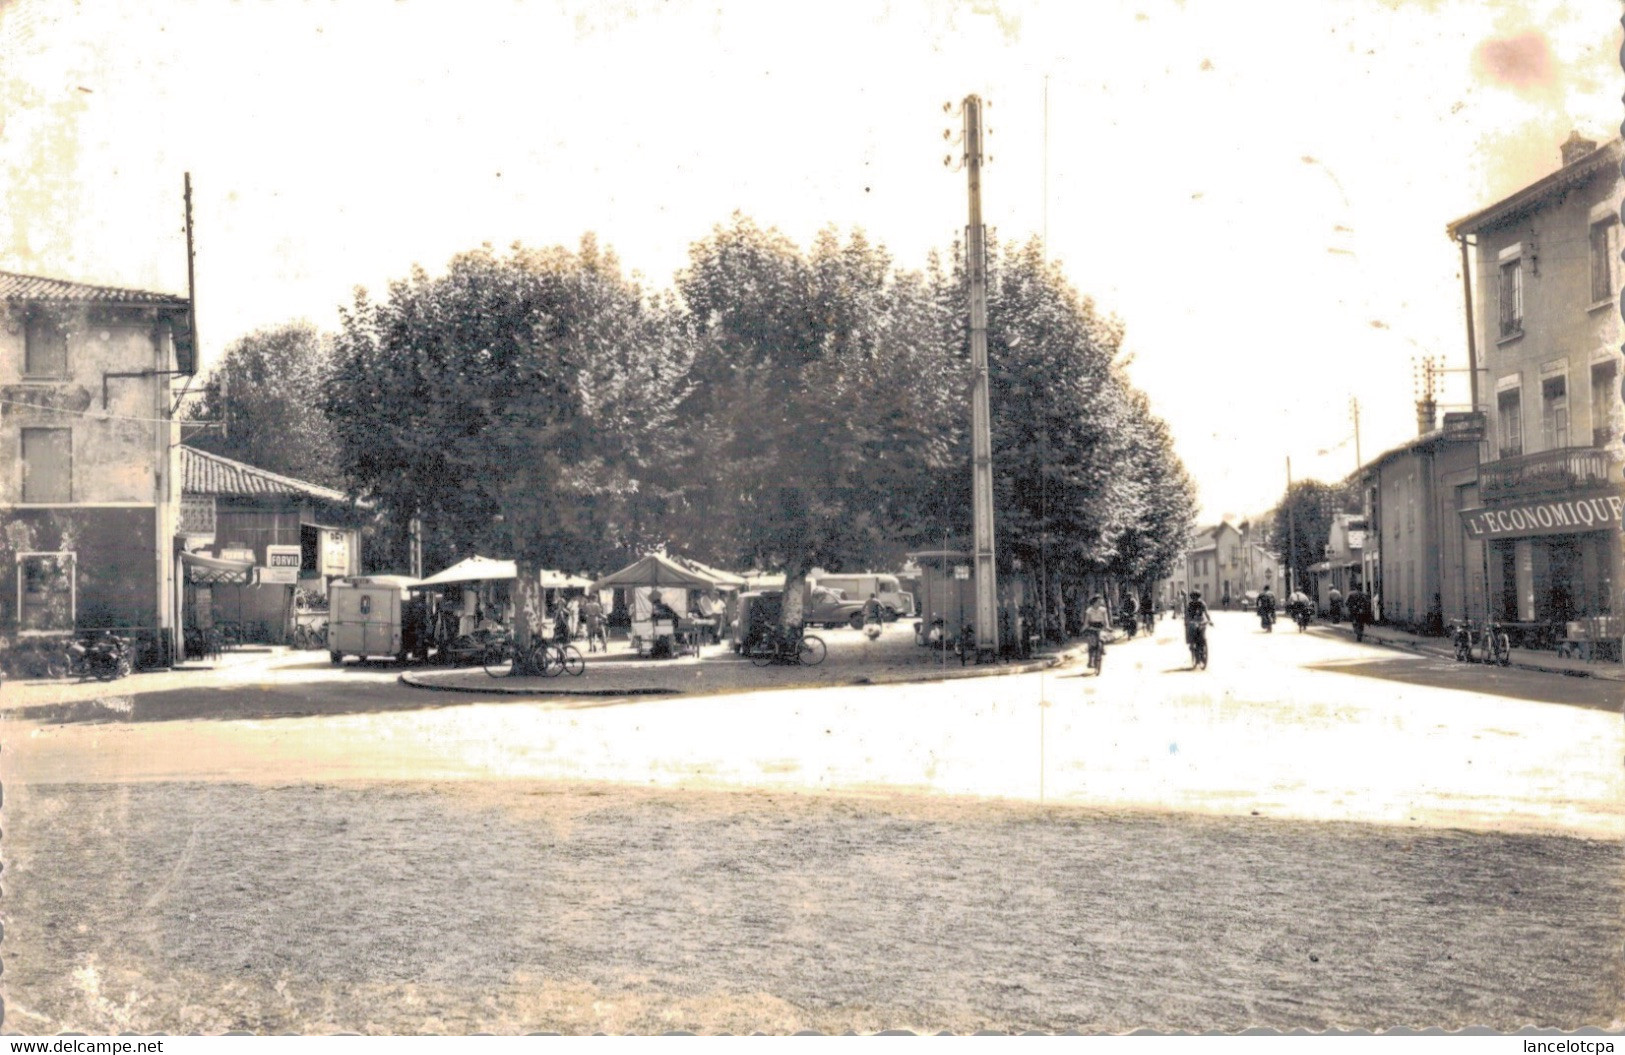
261 544 302 585
953 564 971 580
321 530 352 577
218 547 255 563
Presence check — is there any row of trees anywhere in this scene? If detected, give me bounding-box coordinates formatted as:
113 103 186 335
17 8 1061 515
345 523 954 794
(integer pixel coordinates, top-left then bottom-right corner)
187 216 1198 644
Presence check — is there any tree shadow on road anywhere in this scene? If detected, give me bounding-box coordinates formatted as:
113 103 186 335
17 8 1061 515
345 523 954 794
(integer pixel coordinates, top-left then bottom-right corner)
1302 657 1618 712
4 676 654 726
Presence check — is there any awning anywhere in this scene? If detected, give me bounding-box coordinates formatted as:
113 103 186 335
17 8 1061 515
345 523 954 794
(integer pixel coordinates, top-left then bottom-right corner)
181 551 255 585
591 553 724 592
668 555 746 588
412 556 595 590
412 555 517 588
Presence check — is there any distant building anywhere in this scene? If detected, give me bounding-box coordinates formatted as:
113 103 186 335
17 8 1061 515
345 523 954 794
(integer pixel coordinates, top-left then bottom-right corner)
1356 419 1482 630
1446 132 1623 630
1161 522 1244 608
0 269 194 665
1309 513 1367 617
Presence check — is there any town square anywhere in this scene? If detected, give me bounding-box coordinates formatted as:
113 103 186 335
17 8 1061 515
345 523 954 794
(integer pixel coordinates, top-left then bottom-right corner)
0 0 1620 1038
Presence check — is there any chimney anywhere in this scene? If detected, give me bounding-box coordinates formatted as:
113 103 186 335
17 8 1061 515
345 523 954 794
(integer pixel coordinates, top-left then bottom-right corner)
1561 130 1598 166
1416 397 1437 436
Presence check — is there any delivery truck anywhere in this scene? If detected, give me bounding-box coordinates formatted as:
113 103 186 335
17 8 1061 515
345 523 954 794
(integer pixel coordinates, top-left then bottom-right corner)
327 575 425 664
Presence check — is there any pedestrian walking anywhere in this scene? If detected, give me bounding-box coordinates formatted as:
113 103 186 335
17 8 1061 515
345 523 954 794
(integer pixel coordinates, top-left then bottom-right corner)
1347 585 1372 642
581 594 607 653
1329 586 1344 624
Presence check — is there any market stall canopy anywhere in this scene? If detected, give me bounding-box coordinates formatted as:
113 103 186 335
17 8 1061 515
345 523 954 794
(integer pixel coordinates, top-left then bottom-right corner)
412 556 594 590
412 555 516 588
670 556 747 588
181 551 255 585
538 569 596 589
591 553 725 592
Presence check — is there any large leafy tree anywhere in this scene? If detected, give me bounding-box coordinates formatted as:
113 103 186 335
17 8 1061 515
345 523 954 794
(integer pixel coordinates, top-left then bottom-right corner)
184 321 345 488
1268 478 1359 592
672 217 957 626
325 238 690 645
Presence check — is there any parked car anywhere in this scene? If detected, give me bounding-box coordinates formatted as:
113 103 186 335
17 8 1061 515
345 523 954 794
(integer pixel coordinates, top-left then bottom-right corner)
733 586 864 635
804 586 866 630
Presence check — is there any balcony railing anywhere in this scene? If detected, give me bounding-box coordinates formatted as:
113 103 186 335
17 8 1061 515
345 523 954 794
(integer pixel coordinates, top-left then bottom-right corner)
1480 446 1614 501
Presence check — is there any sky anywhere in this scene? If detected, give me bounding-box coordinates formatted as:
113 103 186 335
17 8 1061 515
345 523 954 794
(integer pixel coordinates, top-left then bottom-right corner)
1 0 1618 523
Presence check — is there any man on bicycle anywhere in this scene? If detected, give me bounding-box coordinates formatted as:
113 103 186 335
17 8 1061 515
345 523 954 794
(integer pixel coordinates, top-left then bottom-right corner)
1185 589 1213 669
1287 586 1312 628
1083 594 1110 670
1256 585 1277 631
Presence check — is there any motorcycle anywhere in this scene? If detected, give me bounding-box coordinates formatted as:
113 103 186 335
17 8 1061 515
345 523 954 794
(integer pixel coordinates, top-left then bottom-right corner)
51 630 133 681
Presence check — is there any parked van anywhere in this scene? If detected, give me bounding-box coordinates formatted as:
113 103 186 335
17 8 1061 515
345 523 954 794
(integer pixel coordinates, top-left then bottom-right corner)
327 575 424 663
809 572 915 620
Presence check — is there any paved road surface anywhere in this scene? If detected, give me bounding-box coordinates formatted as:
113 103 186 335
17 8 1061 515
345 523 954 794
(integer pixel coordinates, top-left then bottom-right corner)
2 613 1619 1033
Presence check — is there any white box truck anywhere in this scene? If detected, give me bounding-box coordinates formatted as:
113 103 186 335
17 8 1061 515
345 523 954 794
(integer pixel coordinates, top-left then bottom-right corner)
808 572 915 620
327 575 422 664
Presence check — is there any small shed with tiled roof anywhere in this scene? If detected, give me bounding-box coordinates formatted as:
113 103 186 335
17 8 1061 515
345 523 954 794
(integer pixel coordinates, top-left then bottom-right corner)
177 446 371 643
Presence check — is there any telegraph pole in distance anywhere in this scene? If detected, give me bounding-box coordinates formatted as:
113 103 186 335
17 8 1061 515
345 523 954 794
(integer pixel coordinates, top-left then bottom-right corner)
1286 456 1297 595
961 94 999 660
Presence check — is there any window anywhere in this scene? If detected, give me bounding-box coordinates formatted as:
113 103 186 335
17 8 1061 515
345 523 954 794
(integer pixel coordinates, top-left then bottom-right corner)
23 312 67 378
18 552 75 633
1594 359 1620 448
1591 216 1621 305
1496 387 1523 459
1498 258 1523 338
1541 374 1569 449
20 427 71 502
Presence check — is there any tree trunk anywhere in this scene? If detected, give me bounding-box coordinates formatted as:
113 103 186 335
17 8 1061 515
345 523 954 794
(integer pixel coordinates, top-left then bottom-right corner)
514 561 545 654
781 571 807 631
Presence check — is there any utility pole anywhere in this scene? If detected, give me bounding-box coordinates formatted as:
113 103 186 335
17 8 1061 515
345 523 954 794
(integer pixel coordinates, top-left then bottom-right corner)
961 94 999 660
1286 456 1297 595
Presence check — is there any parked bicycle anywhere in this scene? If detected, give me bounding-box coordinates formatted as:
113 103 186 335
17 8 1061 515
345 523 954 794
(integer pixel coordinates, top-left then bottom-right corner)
291 620 329 651
747 625 827 667
482 631 523 677
1451 619 1511 666
534 639 586 678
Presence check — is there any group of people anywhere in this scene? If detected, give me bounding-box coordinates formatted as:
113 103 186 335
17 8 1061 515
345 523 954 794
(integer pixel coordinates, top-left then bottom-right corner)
1252 582 1374 636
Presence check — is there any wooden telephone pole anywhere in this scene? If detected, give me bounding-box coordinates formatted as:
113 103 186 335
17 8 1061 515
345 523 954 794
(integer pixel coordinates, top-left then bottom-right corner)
961 95 999 660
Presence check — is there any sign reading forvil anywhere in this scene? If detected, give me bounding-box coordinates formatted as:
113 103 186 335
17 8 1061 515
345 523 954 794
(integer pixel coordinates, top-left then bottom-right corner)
260 544 303 585
1459 494 1624 540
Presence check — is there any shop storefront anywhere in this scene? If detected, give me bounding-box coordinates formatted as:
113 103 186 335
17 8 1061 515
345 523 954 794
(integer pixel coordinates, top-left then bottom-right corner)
1459 488 1621 630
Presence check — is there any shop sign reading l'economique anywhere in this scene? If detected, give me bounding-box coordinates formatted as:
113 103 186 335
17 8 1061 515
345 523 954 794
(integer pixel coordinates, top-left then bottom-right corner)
1458 494 1624 540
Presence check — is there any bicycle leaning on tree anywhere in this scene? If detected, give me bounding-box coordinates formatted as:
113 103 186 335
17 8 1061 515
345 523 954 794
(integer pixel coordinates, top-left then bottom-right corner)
747 624 827 667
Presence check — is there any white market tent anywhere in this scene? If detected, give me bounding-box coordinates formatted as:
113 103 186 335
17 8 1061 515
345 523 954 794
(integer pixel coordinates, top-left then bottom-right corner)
411 555 593 590
590 552 725 592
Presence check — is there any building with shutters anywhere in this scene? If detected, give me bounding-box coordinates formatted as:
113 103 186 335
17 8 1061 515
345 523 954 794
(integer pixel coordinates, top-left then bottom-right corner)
0 269 195 668
1446 132 1623 643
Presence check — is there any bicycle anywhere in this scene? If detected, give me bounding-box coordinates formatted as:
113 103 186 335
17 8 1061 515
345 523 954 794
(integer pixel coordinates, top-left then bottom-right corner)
291 621 329 650
1186 622 1211 670
479 633 513 677
747 626 826 667
1451 620 1510 666
1083 625 1106 674
533 638 586 678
